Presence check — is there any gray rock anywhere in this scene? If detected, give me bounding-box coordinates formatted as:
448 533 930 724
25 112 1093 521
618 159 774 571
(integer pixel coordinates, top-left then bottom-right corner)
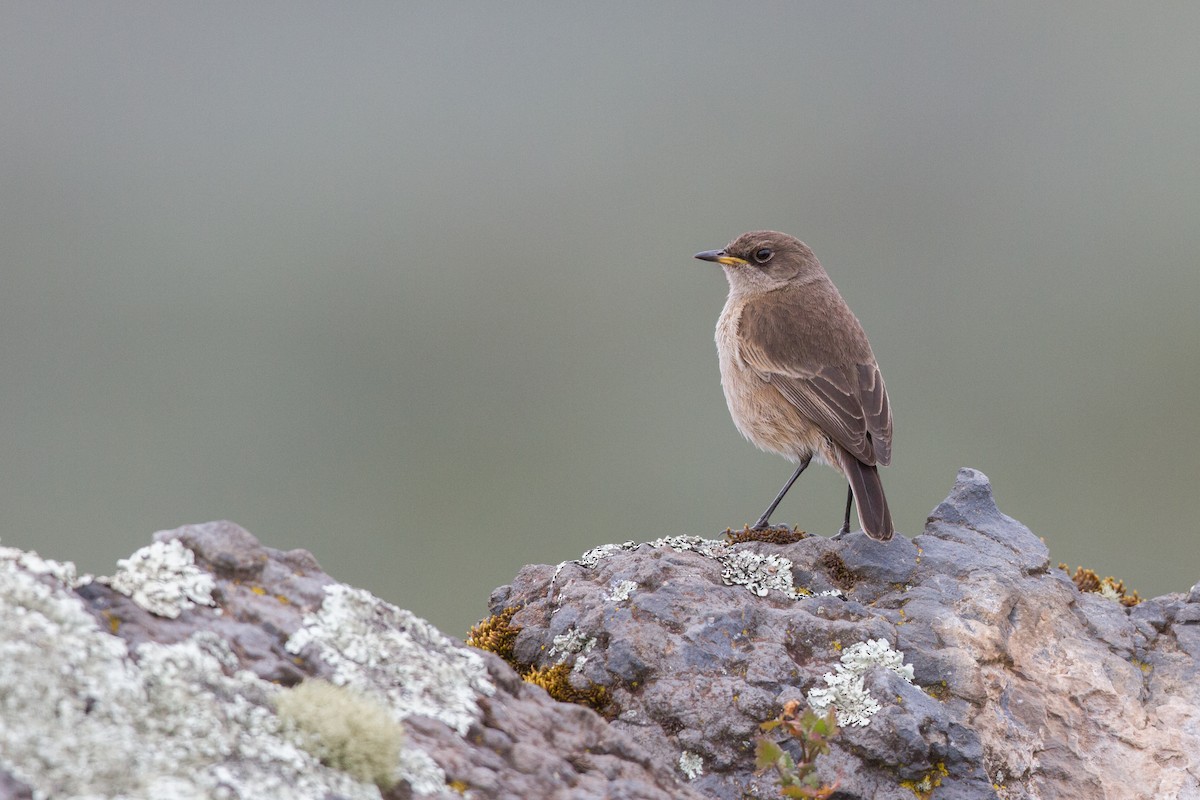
491 468 1199 799
0 771 32 800
1 468 1196 799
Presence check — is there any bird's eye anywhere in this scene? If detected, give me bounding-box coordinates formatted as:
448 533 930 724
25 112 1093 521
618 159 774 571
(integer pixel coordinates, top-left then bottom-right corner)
753 247 773 264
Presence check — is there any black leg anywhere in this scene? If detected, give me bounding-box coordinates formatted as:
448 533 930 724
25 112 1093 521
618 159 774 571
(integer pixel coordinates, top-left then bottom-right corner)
840 484 854 535
751 456 812 530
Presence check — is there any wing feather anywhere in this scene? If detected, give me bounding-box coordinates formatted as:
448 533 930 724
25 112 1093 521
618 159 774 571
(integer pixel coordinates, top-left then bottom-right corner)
738 286 892 466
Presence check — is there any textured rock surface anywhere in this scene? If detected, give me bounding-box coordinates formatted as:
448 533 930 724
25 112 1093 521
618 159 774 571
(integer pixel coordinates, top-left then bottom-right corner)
491 468 1200 800
0 522 704 800
1 468 1196 800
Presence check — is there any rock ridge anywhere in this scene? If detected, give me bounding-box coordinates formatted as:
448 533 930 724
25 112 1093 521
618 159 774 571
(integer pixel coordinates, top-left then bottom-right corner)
0 468 1196 800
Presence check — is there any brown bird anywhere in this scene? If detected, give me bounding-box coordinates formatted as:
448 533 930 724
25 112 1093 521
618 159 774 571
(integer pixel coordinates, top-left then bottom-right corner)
695 231 894 541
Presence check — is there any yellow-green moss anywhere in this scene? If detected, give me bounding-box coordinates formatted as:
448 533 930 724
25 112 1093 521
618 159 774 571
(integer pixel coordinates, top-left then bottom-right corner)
900 761 948 799
468 607 611 713
466 606 521 663
923 680 951 701
275 679 404 790
524 663 609 712
1059 564 1141 607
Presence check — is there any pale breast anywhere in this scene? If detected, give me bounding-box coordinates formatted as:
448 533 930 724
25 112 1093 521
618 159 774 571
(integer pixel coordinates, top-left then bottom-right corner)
715 295 829 464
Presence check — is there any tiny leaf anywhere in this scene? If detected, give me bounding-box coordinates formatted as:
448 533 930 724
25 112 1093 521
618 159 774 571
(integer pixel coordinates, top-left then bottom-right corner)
755 739 784 770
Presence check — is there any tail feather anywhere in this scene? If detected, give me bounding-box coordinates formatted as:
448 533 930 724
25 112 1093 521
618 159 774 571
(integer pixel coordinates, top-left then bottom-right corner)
837 450 893 541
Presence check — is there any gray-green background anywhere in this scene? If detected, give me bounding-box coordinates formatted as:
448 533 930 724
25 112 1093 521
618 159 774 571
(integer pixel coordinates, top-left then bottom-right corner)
3 4 1197 637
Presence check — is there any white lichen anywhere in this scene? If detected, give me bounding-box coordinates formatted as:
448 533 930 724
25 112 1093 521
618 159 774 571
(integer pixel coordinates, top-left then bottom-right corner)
645 535 731 559
678 750 704 780
806 638 914 727
557 536 807 600
102 538 216 618
578 541 637 567
553 542 634 582
607 579 638 603
558 536 730 578
395 746 448 796
285 583 495 736
550 626 597 672
840 638 915 680
807 670 880 726
0 539 82 586
720 550 800 597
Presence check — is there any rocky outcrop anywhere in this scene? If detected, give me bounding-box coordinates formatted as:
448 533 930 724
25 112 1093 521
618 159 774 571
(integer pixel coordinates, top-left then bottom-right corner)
1 469 1196 799
492 468 1200 799
0 523 702 800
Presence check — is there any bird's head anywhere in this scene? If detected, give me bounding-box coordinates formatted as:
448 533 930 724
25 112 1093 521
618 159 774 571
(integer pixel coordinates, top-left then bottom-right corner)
695 230 825 294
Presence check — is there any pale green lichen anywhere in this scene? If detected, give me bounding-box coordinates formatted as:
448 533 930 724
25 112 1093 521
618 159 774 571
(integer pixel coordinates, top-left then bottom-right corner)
276 680 405 790
102 538 216 618
807 638 914 727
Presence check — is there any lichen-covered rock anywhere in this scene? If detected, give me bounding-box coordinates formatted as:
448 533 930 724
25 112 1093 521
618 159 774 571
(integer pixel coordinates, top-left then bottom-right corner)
0 542 380 800
488 468 1200 800
0 521 705 800
2 469 1196 800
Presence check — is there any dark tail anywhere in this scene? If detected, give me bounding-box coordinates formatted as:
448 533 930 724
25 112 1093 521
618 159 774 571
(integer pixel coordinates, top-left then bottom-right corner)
837 450 893 541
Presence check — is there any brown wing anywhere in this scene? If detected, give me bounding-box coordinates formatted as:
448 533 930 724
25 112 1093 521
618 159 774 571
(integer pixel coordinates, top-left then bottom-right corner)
737 284 893 466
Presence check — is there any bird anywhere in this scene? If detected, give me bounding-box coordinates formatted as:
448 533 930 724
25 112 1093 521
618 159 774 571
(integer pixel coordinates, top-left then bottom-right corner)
694 230 894 541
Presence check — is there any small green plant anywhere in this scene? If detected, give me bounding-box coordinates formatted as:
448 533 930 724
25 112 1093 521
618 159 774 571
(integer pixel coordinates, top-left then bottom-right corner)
755 700 840 799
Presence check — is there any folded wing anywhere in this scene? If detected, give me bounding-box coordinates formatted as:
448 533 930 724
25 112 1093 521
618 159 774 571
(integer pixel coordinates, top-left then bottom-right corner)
737 286 892 466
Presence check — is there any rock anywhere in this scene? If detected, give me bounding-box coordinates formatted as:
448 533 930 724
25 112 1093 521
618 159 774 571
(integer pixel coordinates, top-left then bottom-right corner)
1 468 1196 799
0 522 704 800
490 468 1200 800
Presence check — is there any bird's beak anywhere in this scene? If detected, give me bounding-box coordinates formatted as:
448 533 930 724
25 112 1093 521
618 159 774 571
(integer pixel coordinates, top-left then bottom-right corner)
694 249 748 267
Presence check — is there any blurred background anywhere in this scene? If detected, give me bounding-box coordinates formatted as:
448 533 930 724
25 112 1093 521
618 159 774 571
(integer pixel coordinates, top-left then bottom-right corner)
2 4 1197 637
